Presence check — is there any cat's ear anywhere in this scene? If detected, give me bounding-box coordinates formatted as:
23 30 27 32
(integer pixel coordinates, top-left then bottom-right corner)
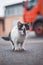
17 21 21 27
17 21 23 30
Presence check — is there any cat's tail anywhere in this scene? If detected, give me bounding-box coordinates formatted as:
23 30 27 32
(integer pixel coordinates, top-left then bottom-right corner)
1 32 11 41
1 32 14 45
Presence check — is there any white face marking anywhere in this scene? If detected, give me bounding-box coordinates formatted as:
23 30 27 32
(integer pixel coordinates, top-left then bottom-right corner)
22 25 25 29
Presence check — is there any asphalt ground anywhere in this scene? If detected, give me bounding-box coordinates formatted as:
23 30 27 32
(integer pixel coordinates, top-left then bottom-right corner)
0 31 43 65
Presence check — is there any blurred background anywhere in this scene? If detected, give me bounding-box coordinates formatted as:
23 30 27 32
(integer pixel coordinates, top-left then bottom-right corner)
0 0 24 36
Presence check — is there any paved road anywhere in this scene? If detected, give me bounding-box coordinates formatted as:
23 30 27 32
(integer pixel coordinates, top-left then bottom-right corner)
0 32 43 65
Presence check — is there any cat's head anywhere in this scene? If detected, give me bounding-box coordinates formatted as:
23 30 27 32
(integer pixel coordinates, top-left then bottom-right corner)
17 21 26 35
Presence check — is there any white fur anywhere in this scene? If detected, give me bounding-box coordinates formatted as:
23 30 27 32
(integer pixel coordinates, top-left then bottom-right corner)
10 25 26 50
